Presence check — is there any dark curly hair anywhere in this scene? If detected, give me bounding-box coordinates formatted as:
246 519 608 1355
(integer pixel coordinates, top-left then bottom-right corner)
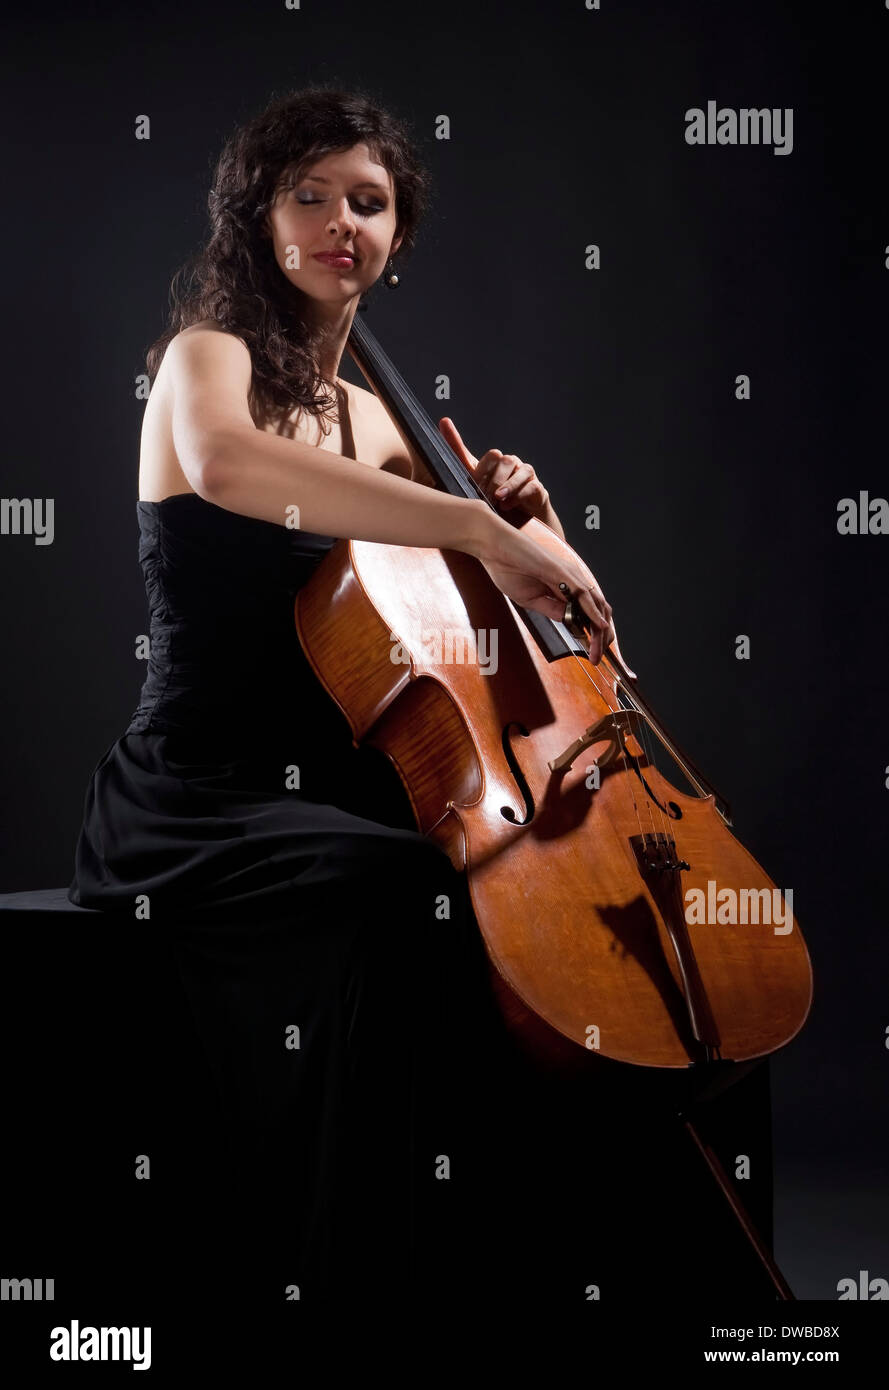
144 84 432 429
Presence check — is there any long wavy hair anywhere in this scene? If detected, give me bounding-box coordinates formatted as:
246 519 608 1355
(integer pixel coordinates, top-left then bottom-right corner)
145 85 431 429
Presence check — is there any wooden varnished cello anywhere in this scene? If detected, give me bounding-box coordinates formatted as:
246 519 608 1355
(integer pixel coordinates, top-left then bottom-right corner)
294 313 813 1297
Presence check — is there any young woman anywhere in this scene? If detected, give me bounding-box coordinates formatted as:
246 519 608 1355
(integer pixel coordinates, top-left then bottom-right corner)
67 85 614 1311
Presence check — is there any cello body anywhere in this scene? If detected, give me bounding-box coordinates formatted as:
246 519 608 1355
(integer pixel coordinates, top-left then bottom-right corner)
295 522 812 1070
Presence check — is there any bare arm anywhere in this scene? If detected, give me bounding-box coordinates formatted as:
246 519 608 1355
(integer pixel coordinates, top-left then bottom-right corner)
166 324 615 657
210 428 489 552
168 325 488 553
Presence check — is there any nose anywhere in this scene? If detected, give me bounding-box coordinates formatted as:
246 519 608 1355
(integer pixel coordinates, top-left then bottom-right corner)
326 196 357 238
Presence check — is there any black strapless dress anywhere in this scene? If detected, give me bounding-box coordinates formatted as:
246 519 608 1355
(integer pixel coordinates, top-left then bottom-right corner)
66 492 500 1310
66 492 777 1318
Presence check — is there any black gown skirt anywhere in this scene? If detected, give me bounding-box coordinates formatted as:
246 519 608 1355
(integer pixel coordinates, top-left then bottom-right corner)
67 494 777 1321
67 494 517 1314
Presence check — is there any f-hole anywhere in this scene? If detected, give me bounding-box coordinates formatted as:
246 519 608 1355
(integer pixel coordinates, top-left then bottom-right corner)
500 721 534 825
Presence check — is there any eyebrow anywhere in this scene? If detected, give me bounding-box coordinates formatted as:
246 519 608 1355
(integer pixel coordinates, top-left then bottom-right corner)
301 175 390 194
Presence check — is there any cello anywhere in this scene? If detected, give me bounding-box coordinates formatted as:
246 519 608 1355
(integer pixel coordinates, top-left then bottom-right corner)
294 312 813 1297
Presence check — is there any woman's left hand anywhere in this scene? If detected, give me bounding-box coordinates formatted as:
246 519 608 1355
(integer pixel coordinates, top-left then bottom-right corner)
437 417 554 526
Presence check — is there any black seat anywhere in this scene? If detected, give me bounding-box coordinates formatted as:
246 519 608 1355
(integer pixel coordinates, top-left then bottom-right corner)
0 886 102 918
0 880 224 1199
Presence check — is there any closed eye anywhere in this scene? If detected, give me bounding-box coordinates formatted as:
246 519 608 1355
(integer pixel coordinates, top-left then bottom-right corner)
296 194 385 215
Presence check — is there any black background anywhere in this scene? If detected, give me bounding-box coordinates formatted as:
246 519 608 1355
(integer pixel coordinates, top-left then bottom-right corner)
1 0 887 1343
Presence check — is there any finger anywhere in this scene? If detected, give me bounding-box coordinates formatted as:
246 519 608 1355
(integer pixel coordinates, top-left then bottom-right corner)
577 588 610 632
552 579 607 639
494 461 532 501
581 599 614 658
499 473 544 509
526 593 575 623
491 454 521 494
587 629 604 664
548 574 615 664
475 449 508 488
584 587 613 637
438 417 478 470
546 583 609 661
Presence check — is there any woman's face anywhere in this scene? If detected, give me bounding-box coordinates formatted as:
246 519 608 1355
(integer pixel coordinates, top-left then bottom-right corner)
265 141 403 306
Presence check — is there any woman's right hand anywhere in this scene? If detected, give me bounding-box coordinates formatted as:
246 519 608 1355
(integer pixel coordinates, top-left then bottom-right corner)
465 510 615 664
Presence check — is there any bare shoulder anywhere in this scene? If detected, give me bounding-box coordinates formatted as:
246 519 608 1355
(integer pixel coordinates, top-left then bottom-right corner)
139 321 258 501
160 322 255 417
168 320 252 369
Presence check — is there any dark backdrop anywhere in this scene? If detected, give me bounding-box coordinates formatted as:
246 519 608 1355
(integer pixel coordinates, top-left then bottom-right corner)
2 0 886 1313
